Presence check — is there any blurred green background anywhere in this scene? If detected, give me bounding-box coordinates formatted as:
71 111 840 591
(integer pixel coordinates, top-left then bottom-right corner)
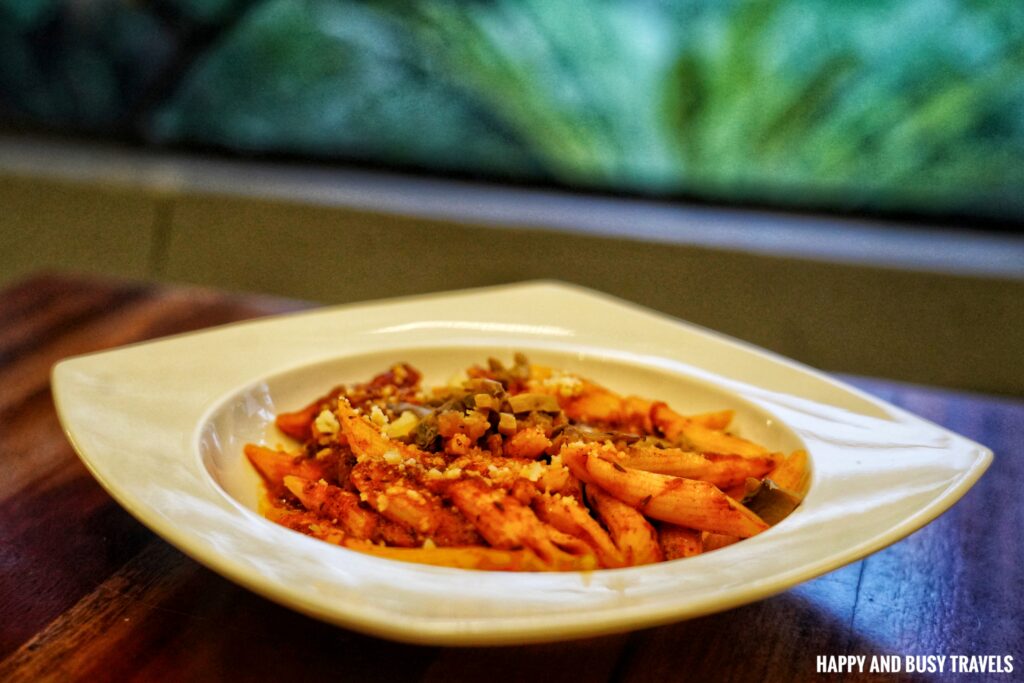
2 0 1023 222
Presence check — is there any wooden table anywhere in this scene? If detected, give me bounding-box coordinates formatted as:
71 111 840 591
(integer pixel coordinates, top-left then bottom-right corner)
1 273 1020 682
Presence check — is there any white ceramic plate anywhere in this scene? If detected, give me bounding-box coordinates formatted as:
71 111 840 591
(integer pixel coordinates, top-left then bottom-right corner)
52 282 991 645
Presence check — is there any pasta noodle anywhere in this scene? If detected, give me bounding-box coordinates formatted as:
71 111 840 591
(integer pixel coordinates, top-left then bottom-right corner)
245 355 807 571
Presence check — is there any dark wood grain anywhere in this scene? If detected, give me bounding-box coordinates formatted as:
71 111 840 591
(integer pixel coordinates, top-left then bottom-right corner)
0 272 1020 683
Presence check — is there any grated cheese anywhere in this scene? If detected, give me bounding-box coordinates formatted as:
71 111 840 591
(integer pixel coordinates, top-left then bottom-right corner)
522 461 545 482
369 405 389 427
542 372 584 397
314 409 340 435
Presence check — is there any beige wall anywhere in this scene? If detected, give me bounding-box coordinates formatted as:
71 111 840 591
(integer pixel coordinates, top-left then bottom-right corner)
2 170 1022 396
1 175 162 282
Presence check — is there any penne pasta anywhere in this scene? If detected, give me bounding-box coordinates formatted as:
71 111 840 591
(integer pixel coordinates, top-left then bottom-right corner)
586 485 663 566
651 402 768 457
768 450 811 497
612 446 780 489
563 443 769 538
533 493 626 569
245 356 804 571
658 524 704 560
